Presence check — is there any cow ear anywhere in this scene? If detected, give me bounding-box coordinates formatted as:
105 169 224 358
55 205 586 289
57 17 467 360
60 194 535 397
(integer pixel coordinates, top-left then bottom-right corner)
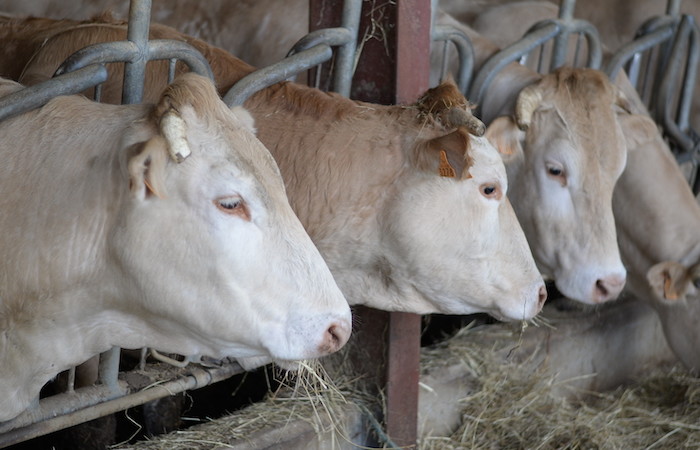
128 136 169 201
647 261 690 302
618 113 659 152
485 116 524 163
417 127 475 179
230 106 257 134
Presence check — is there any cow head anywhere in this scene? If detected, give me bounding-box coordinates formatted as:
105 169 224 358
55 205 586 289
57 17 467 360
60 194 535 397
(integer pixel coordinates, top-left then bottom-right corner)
364 82 546 321
486 67 657 304
646 261 700 372
114 74 351 365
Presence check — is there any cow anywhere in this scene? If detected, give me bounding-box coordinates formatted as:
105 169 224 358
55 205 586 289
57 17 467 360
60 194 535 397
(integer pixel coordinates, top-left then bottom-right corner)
0 73 352 422
646 261 700 372
452 1 700 372
433 10 662 304
0 16 548 320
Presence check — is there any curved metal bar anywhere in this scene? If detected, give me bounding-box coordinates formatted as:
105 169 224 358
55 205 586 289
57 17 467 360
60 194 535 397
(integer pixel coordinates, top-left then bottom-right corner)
658 15 700 154
287 28 355 56
432 24 474 93
55 40 214 82
333 0 362 97
0 65 109 122
122 0 152 104
224 44 334 107
147 39 214 79
55 41 139 76
528 18 602 70
468 22 560 111
606 25 676 81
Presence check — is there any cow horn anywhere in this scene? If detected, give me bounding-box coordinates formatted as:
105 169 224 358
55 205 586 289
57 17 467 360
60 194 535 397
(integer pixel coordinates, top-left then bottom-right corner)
161 111 191 163
515 83 544 131
444 107 486 137
614 88 633 114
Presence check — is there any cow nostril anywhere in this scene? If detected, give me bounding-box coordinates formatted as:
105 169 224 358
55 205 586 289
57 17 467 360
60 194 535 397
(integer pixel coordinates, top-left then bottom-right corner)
596 279 610 298
327 325 340 347
538 285 548 306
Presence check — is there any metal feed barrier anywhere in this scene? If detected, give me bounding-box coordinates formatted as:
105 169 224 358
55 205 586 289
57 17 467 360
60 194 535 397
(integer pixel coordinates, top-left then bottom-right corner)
468 0 603 116
606 0 700 192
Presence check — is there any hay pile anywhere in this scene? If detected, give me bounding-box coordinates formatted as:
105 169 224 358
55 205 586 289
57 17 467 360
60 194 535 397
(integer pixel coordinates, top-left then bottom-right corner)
420 324 700 450
116 360 371 450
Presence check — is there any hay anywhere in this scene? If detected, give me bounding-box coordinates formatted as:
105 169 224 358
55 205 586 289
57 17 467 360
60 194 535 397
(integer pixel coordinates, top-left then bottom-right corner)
419 324 700 450
115 359 373 450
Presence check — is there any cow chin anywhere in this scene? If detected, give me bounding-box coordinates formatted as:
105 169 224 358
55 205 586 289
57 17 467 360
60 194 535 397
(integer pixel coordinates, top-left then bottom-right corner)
235 355 301 372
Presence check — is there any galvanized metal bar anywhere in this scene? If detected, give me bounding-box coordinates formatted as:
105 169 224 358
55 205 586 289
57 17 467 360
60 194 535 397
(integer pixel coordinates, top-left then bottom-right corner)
98 347 121 393
288 0 361 96
0 362 244 448
333 0 362 96
657 15 700 154
224 44 333 107
56 40 213 80
0 65 108 122
146 39 215 79
432 24 474 93
551 0 576 69
606 25 676 81
122 0 152 104
288 28 354 53
468 22 560 113
55 41 138 76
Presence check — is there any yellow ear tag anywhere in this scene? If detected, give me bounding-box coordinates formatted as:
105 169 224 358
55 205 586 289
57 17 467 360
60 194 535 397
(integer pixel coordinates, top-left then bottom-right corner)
663 271 679 301
438 150 456 178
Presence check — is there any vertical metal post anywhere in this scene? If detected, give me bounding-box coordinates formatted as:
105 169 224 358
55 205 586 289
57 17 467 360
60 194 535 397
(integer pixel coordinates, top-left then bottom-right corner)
551 0 576 70
98 347 121 393
310 1 430 447
122 0 152 104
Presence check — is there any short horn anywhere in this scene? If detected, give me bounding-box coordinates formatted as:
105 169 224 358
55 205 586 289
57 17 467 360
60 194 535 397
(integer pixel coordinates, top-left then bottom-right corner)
444 107 486 137
160 111 191 163
515 83 543 131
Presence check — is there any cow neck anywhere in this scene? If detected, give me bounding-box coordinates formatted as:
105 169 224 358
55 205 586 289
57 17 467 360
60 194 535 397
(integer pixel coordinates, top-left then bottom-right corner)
242 81 429 289
614 133 700 299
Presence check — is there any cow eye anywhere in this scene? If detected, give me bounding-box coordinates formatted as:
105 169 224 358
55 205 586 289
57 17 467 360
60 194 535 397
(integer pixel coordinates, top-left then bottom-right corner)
480 183 502 200
215 196 250 220
545 162 566 186
693 277 700 290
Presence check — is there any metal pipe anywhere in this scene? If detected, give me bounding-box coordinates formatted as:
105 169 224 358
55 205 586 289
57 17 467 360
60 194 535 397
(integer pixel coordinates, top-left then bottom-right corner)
224 44 334 107
333 0 362 96
98 347 121 393
432 25 474 93
0 363 244 448
122 0 152 104
468 22 560 111
0 65 109 122
606 26 675 80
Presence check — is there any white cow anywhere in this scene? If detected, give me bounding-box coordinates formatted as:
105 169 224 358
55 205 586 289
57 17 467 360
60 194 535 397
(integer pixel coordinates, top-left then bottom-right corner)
454 0 700 372
0 73 351 422
0 17 548 320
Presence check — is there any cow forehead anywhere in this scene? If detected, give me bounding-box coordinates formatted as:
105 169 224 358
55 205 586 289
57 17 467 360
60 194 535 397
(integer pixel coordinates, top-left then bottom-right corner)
531 104 627 171
469 135 508 182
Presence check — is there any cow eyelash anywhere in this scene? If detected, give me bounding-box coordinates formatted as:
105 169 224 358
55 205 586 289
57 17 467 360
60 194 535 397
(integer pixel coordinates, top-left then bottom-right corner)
215 196 251 220
545 162 567 186
480 183 502 200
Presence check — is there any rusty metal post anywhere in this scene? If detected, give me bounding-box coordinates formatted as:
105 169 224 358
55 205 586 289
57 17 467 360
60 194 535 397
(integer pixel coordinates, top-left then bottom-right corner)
309 1 430 447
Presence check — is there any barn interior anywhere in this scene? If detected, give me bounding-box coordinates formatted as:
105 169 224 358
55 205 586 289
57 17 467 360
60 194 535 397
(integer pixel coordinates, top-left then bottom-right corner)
1 0 699 449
